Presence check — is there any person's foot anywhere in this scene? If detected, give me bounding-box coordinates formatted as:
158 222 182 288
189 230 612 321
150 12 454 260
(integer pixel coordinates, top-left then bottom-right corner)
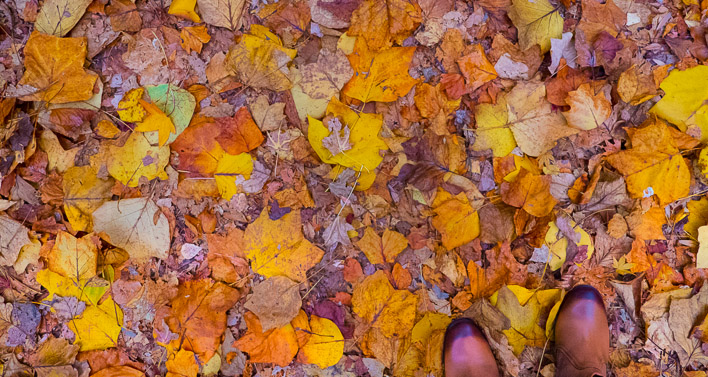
443 318 500 377
554 285 609 377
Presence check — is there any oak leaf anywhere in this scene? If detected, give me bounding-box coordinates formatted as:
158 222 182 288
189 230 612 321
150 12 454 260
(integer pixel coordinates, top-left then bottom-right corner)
243 209 324 282
352 270 418 338
92 198 171 262
606 119 690 205
356 227 408 264
18 31 98 104
341 39 418 103
180 25 211 54
348 0 422 52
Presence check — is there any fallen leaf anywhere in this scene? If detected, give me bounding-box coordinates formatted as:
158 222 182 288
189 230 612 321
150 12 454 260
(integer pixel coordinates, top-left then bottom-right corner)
505 81 577 156
507 0 563 53
225 25 297 91
46 231 98 281
501 169 557 217
348 0 422 52
234 311 299 367
214 152 255 200
165 349 199 377
18 31 98 104
35 0 92 36
198 0 247 30
431 188 480 250
562 83 612 131
457 44 498 91
250 95 286 132
0 214 31 267
296 315 345 368
697 226 708 269
216 107 265 155
135 100 176 147
308 97 388 185
291 49 353 120
68 298 123 352
180 25 211 54
168 0 200 22
145 84 197 145
352 270 418 338
244 276 302 331
106 0 142 32
92 198 171 262
243 209 324 282
167 279 241 362
650 65 708 142
341 38 418 103
471 96 515 157
606 119 690 205
490 285 561 355
95 131 170 187
356 227 408 264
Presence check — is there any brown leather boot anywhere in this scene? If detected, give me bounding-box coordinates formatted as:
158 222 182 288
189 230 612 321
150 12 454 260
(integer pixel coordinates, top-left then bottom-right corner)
443 318 500 377
554 285 610 377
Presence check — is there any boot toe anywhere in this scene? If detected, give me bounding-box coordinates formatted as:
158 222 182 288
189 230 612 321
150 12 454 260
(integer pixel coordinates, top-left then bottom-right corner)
443 318 500 377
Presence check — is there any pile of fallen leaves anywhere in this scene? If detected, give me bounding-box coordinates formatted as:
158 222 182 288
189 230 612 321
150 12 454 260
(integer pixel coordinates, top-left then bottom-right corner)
2 0 708 375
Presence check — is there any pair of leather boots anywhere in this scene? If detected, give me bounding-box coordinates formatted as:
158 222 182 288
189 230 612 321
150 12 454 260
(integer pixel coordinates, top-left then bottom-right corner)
444 285 609 377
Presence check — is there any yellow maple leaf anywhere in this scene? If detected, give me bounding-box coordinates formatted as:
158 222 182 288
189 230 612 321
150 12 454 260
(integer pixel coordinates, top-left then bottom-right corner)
296 315 345 369
613 255 635 275
606 118 690 205
46 231 99 281
562 83 612 131
180 25 211 54
307 97 388 190
348 0 422 52
93 131 170 187
243 209 324 282
490 285 562 355
650 65 708 141
225 25 297 91
545 219 594 271
18 31 98 104
214 152 254 200
69 298 123 351
117 87 146 123
168 0 200 22
341 38 418 103
352 270 418 338
431 188 480 250
507 0 563 53
135 100 177 147
356 227 408 264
